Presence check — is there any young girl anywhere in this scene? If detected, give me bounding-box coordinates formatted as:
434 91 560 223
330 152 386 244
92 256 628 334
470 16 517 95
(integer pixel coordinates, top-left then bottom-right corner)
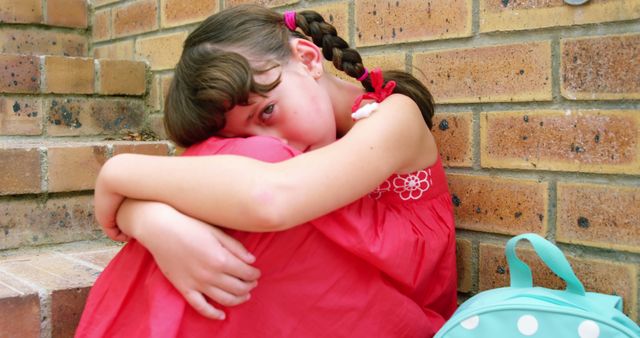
76 4 456 337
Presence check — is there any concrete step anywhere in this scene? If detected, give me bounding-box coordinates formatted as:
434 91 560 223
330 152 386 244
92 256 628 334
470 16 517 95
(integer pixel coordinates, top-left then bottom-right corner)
0 239 122 338
0 140 172 250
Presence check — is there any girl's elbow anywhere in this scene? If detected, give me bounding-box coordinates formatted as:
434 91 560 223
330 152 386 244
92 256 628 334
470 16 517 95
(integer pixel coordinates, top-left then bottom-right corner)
99 154 129 180
96 156 118 192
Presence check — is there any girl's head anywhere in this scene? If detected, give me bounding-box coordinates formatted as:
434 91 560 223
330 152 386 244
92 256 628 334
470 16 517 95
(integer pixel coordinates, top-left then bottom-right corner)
165 4 434 150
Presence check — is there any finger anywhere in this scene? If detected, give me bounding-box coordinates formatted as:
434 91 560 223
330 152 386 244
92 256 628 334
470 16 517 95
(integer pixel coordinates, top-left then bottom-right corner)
208 273 257 297
115 233 130 242
184 290 226 320
113 232 129 242
219 252 261 282
214 230 256 264
104 228 127 242
203 286 251 307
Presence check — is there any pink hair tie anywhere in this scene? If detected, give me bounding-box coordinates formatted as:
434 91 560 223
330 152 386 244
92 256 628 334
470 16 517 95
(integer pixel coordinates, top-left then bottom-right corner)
283 11 297 31
357 68 369 82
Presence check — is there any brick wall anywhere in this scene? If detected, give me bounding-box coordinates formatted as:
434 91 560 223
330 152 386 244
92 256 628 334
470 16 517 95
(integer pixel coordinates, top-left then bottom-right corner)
1 0 638 333
0 0 174 335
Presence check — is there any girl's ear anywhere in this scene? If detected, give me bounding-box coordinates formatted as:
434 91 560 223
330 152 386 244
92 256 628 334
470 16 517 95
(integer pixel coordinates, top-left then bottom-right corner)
290 38 324 79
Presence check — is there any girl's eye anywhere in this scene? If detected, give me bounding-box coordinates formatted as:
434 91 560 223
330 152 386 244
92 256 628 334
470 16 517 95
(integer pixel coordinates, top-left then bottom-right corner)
259 104 275 122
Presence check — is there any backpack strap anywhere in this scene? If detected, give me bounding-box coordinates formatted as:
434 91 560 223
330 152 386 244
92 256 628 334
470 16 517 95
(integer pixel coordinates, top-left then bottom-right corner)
506 233 585 296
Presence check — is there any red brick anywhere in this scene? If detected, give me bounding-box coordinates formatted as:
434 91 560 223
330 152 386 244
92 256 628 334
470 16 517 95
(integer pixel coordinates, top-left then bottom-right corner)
557 182 640 253
224 0 299 7
448 174 548 235
46 0 88 28
0 54 40 93
0 0 42 24
0 97 42 135
355 0 472 47
561 34 640 100
456 239 473 293
479 243 638 320
135 31 187 71
112 141 170 156
0 146 41 195
0 292 40 338
44 56 94 94
47 144 109 192
0 199 39 249
41 196 101 243
413 41 552 103
0 270 40 338
93 40 134 60
146 114 168 140
92 8 112 42
432 112 473 167
0 28 88 56
161 0 218 28
113 0 159 38
0 196 100 250
51 287 91 338
480 0 640 32
45 98 145 136
481 110 640 174
97 59 146 95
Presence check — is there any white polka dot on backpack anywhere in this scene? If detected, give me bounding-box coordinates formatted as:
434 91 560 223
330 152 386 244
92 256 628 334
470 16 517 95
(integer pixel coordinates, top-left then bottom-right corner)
517 314 538 336
578 320 600 338
460 315 479 330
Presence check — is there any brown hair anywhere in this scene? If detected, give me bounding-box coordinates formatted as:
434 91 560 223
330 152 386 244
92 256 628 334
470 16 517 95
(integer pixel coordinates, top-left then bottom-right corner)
165 4 434 147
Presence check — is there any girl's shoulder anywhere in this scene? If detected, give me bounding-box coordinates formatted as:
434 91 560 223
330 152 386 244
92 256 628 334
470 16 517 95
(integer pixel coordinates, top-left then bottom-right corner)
182 136 301 163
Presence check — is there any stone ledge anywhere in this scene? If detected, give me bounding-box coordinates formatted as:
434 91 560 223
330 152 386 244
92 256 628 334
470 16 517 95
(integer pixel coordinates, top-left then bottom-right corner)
0 240 122 338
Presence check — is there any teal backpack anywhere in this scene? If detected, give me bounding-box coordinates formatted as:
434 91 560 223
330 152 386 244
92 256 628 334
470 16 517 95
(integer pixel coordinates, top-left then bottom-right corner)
435 233 640 338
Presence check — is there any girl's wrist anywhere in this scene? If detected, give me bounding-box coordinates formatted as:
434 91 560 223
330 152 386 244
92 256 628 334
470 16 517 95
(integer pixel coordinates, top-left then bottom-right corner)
118 200 174 244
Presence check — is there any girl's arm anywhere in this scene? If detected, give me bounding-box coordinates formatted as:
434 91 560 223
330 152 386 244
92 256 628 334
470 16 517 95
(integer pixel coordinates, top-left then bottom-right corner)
116 199 260 320
96 94 435 232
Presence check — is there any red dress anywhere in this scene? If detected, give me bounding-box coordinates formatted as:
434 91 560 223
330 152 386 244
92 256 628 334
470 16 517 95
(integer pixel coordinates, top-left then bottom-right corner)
75 136 457 338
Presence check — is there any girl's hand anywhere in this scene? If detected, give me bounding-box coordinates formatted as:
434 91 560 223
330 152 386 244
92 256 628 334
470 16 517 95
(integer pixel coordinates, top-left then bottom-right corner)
117 199 261 320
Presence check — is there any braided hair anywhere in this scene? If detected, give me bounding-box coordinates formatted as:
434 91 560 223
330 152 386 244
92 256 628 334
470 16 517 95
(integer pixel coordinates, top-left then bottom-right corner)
292 11 434 129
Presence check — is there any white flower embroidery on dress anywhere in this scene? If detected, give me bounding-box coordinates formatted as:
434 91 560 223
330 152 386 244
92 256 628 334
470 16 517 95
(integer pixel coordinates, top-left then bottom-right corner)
392 169 432 200
369 179 391 200
369 169 432 200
